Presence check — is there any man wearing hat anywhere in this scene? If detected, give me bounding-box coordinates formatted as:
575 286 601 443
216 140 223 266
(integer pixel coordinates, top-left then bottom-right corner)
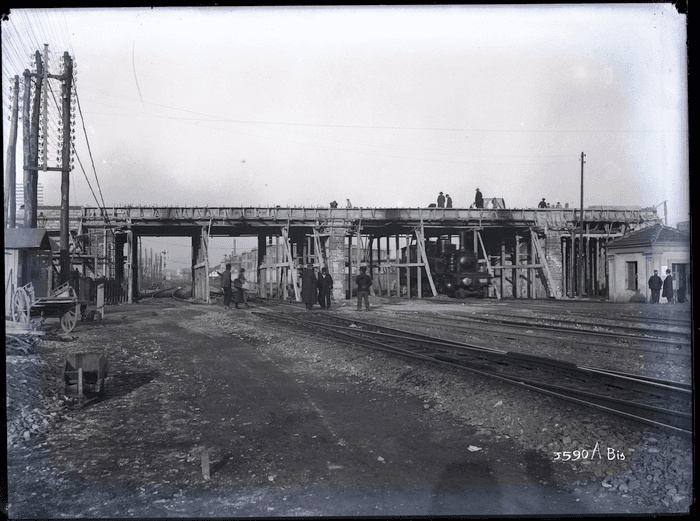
437 192 445 208
648 269 662 304
233 268 249 308
662 269 675 304
301 263 317 311
474 188 483 209
221 263 232 309
355 266 373 311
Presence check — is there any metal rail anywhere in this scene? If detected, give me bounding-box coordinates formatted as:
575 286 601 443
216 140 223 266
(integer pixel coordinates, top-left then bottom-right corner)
431 311 691 345
474 309 692 336
254 310 691 436
494 303 692 329
364 313 690 360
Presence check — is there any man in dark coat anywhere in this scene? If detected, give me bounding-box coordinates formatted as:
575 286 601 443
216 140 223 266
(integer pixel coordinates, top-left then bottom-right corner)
301 264 317 310
221 263 232 309
317 267 333 309
648 269 662 304
356 266 373 311
475 188 484 209
662 269 674 303
437 192 445 208
446 194 453 208
233 268 249 308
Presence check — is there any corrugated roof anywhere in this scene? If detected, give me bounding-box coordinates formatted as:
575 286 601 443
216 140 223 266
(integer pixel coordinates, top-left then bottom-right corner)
4 228 53 250
606 223 690 249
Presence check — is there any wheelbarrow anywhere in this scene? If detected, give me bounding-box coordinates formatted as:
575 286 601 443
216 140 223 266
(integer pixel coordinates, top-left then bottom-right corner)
62 352 109 401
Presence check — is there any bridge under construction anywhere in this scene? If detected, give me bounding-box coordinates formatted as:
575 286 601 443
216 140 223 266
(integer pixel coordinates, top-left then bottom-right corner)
37 204 660 304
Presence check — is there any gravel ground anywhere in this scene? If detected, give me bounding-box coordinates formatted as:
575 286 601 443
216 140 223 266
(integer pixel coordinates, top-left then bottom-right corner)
5 296 693 515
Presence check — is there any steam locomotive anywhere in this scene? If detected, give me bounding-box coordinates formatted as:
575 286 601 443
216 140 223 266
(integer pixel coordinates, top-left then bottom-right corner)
402 232 492 298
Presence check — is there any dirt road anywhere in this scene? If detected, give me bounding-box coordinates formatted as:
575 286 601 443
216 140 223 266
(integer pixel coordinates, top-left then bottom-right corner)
7 299 664 517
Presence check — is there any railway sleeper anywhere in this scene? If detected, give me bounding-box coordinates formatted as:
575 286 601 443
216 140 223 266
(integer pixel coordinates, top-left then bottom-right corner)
504 351 579 371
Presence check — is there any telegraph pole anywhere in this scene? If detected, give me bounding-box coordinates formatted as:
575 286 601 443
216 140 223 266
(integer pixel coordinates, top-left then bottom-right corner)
29 50 43 228
578 152 585 297
3 75 20 228
20 52 43 229
21 69 32 228
60 51 74 283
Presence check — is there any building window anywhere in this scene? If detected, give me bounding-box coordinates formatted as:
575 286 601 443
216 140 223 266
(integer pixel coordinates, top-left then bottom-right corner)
626 261 638 290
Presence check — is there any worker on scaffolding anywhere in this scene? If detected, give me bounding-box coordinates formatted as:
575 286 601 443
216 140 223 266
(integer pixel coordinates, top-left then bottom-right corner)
474 188 484 209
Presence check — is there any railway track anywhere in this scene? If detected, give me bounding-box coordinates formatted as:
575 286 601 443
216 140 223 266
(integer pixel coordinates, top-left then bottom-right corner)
431 311 691 345
467 309 691 336
490 302 691 329
353 312 691 363
253 309 692 437
387 311 692 361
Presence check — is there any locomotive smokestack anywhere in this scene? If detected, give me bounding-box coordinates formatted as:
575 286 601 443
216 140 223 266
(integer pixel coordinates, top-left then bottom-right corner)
459 231 469 251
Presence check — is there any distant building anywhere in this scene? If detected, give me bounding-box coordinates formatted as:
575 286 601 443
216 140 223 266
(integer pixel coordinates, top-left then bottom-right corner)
605 224 690 303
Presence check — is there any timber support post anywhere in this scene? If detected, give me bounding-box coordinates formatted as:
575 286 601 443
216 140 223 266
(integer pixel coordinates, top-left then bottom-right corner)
60 52 74 284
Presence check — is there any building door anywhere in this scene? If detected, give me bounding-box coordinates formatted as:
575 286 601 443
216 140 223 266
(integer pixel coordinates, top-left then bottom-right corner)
672 263 689 303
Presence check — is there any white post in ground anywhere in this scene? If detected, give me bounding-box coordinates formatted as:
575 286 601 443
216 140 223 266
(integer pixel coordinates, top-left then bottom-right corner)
97 283 105 319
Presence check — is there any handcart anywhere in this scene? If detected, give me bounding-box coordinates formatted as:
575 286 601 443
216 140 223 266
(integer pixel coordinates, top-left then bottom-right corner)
11 282 86 334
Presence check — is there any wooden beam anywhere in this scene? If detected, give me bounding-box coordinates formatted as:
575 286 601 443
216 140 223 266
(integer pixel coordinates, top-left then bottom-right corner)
281 227 301 301
531 229 558 299
414 225 437 297
477 231 500 300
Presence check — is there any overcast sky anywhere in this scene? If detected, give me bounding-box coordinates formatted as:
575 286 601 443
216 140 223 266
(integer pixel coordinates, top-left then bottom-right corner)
2 6 688 266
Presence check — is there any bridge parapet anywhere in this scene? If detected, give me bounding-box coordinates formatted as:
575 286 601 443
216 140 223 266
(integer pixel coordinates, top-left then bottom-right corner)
80 206 660 230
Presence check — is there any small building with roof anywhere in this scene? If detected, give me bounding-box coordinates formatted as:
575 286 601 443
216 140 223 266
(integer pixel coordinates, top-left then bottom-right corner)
5 228 58 313
604 223 690 303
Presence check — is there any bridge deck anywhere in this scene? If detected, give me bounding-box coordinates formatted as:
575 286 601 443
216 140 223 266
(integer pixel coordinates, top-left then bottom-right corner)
80 206 659 234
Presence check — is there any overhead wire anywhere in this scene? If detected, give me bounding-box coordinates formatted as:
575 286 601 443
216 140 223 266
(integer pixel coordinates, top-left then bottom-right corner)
73 84 119 240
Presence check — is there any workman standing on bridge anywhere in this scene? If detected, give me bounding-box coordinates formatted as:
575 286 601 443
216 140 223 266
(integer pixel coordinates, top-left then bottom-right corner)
475 188 484 209
356 266 373 311
221 263 233 309
648 270 662 304
437 192 445 208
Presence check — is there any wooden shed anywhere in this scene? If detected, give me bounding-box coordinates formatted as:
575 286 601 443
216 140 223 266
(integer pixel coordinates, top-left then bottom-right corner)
5 228 58 311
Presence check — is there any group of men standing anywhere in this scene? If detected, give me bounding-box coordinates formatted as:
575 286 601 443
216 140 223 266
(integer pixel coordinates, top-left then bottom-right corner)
220 264 249 309
434 188 483 209
436 192 453 208
301 264 373 311
301 265 334 310
647 269 676 304
222 261 373 311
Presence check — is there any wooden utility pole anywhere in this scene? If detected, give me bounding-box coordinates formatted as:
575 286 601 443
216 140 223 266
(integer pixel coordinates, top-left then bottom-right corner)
21 51 43 229
3 75 20 228
21 69 32 228
60 52 74 283
29 50 43 228
578 152 585 297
